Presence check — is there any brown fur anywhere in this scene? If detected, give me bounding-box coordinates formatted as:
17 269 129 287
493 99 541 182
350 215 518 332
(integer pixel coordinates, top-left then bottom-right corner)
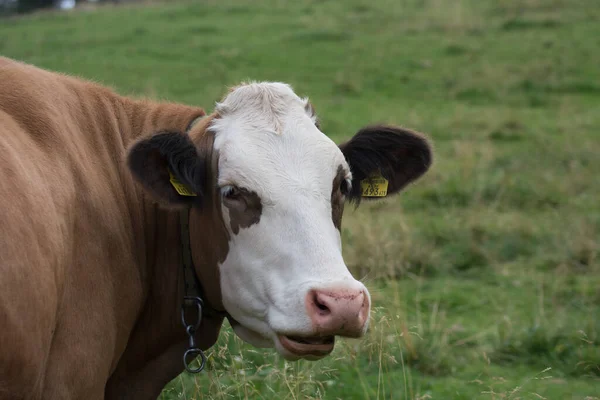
188 118 230 312
0 57 223 399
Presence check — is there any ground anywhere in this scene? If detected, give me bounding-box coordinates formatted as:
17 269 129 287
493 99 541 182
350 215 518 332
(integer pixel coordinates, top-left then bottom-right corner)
1 0 599 398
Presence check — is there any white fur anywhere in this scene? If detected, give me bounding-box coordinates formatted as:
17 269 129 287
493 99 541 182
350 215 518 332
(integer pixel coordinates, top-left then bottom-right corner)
210 83 370 355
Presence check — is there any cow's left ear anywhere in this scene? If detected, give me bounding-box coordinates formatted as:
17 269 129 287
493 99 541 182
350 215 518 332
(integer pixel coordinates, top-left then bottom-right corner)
127 131 206 208
339 125 432 203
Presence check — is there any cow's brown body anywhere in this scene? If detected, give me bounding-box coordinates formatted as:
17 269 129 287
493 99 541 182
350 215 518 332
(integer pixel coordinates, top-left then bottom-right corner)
0 57 222 399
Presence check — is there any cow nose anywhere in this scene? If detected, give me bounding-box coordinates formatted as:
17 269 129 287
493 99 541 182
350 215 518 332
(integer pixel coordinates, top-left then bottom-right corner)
306 288 370 337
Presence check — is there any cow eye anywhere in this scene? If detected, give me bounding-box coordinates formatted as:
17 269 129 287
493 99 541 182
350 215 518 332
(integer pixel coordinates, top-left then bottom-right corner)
221 185 241 201
340 178 352 196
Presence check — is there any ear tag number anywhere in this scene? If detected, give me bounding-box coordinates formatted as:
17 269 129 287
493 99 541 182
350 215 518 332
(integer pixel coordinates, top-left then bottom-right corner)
361 174 389 197
169 170 197 197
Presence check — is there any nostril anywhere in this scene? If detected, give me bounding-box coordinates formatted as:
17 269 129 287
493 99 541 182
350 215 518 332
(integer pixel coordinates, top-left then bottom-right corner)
313 291 331 315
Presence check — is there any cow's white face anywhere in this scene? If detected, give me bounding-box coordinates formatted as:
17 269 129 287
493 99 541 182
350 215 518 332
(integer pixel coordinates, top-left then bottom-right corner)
127 82 432 360
209 83 366 358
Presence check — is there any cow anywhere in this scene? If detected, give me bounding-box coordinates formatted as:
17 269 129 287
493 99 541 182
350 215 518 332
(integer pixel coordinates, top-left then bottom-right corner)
0 56 432 399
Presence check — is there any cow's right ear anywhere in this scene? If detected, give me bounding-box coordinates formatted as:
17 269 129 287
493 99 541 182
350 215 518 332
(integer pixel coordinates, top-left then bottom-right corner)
127 131 206 207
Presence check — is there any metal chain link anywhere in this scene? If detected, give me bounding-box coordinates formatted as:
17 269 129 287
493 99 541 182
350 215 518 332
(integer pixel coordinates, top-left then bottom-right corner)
181 296 207 373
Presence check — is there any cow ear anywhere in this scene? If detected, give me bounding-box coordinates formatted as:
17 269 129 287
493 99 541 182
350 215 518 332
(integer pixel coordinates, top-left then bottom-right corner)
127 131 206 207
339 125 432 204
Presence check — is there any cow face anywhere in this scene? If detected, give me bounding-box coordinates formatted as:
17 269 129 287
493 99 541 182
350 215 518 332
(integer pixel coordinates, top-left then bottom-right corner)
128 83 431 360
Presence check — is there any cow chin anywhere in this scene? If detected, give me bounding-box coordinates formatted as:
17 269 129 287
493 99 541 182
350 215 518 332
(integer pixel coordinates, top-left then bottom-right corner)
274 335 335 361
230 323 273 348
230 322 335 361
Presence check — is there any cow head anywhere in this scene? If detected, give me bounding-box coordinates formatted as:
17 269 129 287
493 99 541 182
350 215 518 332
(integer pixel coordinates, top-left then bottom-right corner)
127 83 431 360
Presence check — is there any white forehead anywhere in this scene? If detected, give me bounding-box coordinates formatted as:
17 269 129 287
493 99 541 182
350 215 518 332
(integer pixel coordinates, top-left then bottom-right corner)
210 82 349 200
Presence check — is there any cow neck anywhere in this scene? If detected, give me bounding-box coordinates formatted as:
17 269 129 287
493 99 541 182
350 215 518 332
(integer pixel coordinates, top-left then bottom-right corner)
184 114 231 317
106 100 225 395
178 118 229 373
180 206 228 318
180 116 227 316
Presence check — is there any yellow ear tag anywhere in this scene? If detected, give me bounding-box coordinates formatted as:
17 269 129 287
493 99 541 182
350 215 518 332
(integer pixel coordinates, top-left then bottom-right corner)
169 170 197 197
361 174 389 197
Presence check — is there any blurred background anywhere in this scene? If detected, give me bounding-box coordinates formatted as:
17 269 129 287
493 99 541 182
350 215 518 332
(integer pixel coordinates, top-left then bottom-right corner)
1 0 599 399
1 0 114 14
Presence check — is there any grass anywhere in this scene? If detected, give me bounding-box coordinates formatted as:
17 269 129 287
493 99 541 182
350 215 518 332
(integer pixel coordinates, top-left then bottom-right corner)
2 0 599 398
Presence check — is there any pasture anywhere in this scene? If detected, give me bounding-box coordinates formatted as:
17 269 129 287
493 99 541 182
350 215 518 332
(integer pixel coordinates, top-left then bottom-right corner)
1 0 598 398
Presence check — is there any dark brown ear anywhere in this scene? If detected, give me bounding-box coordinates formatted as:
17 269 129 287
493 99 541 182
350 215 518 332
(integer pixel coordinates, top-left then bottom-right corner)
339 125 432 204
127 131 206 207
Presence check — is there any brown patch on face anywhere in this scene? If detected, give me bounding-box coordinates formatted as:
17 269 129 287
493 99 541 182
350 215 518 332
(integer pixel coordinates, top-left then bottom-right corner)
331 165 346 231
188 113 229 311
224 189 263 235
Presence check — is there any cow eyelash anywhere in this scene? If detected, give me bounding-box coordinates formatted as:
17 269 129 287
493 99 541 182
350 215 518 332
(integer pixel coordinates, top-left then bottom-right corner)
221 185 241 200
340 178 352 196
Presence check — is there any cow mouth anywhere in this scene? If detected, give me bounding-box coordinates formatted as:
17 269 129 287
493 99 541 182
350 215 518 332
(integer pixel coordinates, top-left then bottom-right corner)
278 335 335 357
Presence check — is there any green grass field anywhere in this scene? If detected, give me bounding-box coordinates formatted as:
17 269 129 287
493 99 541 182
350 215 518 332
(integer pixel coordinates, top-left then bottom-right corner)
2 0 599 398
